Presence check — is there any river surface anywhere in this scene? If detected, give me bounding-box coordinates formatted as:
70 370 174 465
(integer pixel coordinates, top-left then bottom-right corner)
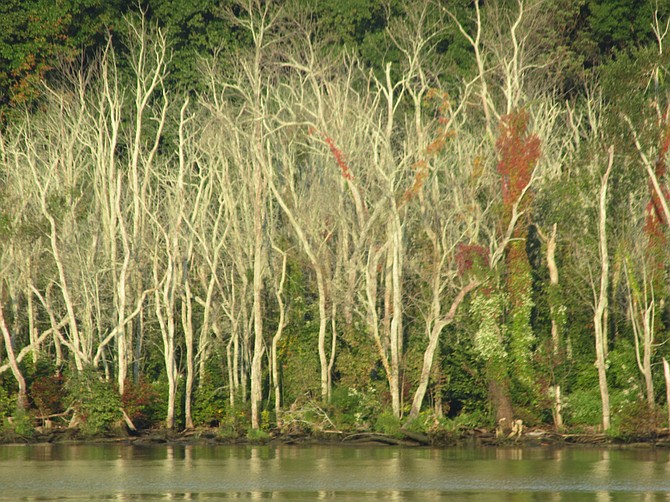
0 443 669 500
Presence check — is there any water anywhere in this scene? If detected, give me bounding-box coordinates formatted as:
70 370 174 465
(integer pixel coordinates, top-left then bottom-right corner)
0 443 669 500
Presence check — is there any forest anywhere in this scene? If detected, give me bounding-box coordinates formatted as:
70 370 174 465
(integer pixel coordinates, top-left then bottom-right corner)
0 0 670 442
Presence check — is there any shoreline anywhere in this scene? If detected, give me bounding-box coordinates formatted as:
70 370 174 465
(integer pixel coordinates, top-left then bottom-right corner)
4 426 670 449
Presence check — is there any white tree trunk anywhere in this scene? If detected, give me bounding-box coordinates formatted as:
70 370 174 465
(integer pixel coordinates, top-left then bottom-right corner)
409 280 479 420
663 358 670 428
0 288 27 410
182 281 195 429
271 248 287 424
594 146 614 431
250 165 266 430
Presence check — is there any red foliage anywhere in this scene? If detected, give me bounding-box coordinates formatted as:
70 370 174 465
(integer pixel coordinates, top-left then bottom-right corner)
121 378 160 428
399 160 429 206
30 374 65 417
400 89 455 206
644 121 670 252
324 136 353 180
645 125 670 232
308 126 354 180
456 243 490 277
495 111 538 301
495 111 541 212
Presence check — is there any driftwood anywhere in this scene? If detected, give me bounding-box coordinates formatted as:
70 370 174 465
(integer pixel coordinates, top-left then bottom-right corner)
35 407 74 421
343 432 417 446
399 428 430 445
35 406 137 433
120 408 137 432
561 433 608 444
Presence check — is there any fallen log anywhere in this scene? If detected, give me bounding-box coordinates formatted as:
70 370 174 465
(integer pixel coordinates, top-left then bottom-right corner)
342 432 418 446
399 428 430 445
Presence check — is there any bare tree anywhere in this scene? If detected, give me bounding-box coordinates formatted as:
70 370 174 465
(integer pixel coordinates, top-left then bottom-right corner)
624 257 657 409
269 243 288 423
198 0 284 429
536 223 565 429
593 146 614 431
0 282 28 410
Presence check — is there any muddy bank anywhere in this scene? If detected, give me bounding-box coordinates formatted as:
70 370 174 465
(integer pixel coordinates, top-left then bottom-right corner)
4 425 670 449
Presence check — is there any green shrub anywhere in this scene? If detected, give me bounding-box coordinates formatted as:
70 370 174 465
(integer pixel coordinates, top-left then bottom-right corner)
329 386 361 429
246 428 270 443
334 325 380 392
11 407 34 437
330 385 382 430
65 368 122 436
429 409 493 437
403 417 428 435
1 407 35 441
614 399 659 440
261 409 272 432
0 386 13 419
218 403 249 439
564 388 603 427
374 410 401 436
192 377 226 427
278 331 321 404
449 409 491 429
608 341 641 391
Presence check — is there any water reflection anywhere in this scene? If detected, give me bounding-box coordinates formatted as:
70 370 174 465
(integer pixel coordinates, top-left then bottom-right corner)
1 444 670 500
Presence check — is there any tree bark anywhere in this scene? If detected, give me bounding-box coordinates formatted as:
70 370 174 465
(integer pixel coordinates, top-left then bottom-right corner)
594 146 614 431
250 162 266 430
489 368 514 433
664 358 670 428
538 223 564 429
0 287 27 410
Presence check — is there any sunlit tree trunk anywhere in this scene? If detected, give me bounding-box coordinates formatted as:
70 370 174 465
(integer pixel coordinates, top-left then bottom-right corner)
182 281 195 430
270 246 287 424
0 286 27 410
409 280 479 420
250 162 266 430
538 224 564 429
593 146 614 431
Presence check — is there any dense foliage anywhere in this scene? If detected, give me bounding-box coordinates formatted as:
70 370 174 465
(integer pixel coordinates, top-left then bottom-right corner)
0 0 669 440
